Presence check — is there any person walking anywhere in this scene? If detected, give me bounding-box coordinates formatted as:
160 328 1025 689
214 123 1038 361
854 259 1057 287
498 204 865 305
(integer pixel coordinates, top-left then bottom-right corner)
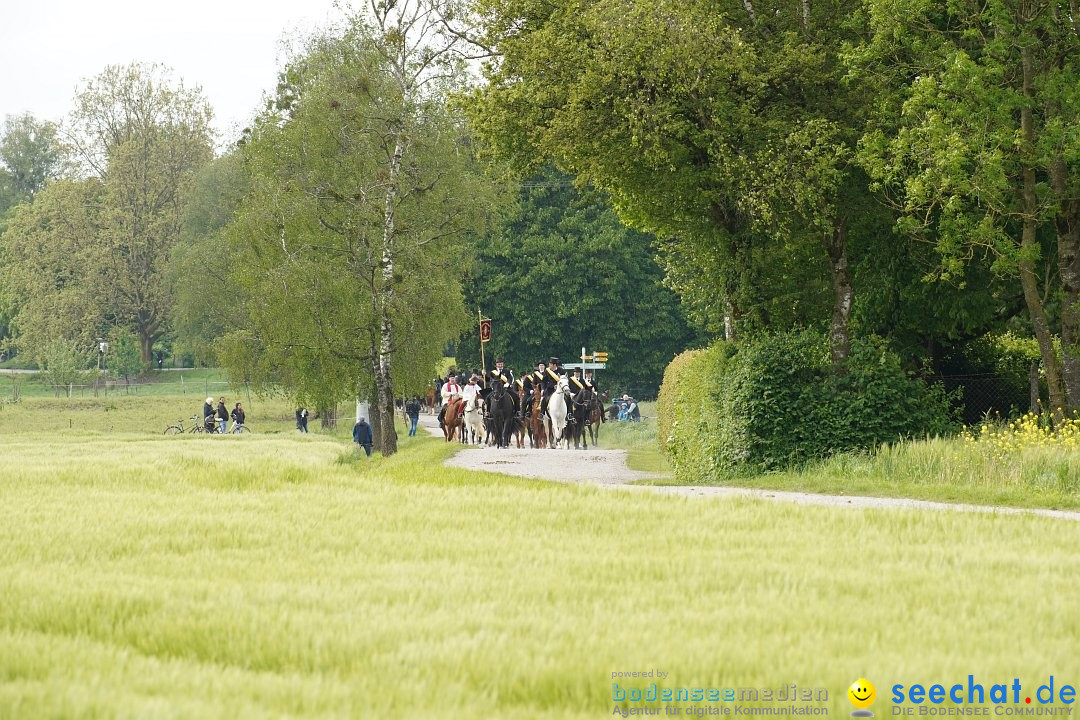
405 396 422 436
353 417 374 456
230 402 246 432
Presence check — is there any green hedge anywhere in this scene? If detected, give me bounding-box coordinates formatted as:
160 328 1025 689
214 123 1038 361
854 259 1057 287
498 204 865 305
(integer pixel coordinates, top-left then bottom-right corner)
658 331 958 478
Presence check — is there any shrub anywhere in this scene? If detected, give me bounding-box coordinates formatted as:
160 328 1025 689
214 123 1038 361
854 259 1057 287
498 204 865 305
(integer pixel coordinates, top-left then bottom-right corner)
39 341 91 395
658 331 959 479
106 328 143 382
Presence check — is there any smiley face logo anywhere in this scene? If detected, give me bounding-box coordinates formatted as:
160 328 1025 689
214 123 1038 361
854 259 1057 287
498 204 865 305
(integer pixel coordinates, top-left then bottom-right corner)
848 679 876 716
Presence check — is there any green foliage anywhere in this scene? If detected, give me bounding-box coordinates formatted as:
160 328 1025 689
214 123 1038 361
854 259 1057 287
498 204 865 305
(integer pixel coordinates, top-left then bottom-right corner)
659 332 959 477
39 340 91 390
466 0 878 343
0 179 106 360
222 17 493 410
106 328 143 382
454 170 702 397
0 113 66 201
168 154 249 365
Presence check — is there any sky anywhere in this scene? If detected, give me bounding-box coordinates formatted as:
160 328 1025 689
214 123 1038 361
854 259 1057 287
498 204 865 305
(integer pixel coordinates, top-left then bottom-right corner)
0 0 348 146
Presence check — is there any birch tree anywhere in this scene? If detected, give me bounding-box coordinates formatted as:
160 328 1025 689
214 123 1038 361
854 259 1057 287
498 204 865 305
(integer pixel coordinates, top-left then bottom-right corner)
224 6 495 454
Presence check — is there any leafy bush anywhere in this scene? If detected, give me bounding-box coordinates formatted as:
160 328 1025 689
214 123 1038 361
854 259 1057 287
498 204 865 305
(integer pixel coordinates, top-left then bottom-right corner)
106 328 143 382
39 341 91 394
658 331 959 478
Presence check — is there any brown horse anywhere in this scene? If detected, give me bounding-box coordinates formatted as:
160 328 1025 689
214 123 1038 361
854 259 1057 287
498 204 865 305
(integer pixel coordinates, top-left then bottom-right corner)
424 386 437 414
586 392 604 446
442 397 464 442
528 385 547 449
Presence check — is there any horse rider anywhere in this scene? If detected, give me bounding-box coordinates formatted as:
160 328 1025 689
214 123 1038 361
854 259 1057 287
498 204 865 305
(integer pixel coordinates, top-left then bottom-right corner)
460 375 482 411
485 357 517 412
548 356 566 377
569 367 586 397
540 357 568 417
438 371 462 428
521 360 546 418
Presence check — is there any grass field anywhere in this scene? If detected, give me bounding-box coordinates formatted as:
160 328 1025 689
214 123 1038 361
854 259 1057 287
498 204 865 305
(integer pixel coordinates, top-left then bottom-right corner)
1 399 1079 718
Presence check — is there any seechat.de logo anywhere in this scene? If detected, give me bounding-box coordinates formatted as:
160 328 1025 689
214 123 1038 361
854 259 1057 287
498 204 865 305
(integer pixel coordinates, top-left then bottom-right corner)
849 679 878 718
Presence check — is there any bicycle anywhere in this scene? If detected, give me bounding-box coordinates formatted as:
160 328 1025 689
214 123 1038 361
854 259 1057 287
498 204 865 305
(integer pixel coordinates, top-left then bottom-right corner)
163 415 213 435
228 423 251 434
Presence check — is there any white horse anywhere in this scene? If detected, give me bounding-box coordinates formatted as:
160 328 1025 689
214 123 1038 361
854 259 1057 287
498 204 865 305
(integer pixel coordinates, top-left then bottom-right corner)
463 395 486 445
546 377 571 449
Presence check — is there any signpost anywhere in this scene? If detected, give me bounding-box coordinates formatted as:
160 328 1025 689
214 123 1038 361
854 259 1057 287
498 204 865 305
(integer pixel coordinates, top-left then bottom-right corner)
563 348 609 371
478 310 491 376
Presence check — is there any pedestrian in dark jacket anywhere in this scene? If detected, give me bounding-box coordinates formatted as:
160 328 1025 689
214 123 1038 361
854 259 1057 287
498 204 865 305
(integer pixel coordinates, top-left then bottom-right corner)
216 397 229 434
353 418 373 456
405 396 422 436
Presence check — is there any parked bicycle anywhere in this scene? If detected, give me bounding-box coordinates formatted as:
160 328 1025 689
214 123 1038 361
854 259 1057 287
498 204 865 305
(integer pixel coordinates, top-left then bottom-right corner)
163 415 212 435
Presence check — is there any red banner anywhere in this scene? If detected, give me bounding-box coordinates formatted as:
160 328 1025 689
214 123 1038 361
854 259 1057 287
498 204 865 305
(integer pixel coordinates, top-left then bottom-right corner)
480 319 492 343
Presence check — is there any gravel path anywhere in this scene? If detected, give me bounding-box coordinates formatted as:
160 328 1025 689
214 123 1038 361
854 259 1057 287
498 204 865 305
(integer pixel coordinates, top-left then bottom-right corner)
421 413 1080 521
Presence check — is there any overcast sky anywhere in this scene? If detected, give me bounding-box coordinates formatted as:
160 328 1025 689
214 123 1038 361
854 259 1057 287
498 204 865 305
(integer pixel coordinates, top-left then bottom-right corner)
0 0 348 146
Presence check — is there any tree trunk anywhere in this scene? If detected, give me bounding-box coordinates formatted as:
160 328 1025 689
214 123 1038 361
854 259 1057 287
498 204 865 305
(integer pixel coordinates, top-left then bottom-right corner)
824 216 852 373
376 131 405 457
138 329 153 365
1030 361 1042 414
1049 154 1080 414
1019 45 1066 423
319 404 337 430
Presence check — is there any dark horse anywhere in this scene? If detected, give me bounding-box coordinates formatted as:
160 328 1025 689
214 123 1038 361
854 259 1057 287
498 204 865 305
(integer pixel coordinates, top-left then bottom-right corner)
486 381 516 448
585 390 604 446
570 386 593 449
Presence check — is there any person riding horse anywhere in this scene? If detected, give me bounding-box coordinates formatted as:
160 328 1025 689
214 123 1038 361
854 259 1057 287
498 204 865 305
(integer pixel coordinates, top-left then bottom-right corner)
539 356 566 417
483 358 518 416
521 361 546 418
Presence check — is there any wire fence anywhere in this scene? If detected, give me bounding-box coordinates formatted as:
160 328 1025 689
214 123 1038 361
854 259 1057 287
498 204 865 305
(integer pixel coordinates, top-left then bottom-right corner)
933 370 1040 425
1 378 234 400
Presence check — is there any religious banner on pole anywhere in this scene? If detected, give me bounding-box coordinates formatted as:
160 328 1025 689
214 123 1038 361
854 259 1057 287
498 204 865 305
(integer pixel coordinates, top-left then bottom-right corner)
480 319 492 343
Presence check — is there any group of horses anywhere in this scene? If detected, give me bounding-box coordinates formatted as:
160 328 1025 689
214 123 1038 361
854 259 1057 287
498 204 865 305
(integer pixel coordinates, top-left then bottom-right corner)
440 376 605 450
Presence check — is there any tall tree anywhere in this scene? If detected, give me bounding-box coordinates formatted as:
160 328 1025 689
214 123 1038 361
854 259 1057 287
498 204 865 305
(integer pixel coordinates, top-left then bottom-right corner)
0 179 106 363
0 113 67 202
854 0 1080 417
223 8 496 455
68 63 213 362
168 153 249 365
464 0 873 369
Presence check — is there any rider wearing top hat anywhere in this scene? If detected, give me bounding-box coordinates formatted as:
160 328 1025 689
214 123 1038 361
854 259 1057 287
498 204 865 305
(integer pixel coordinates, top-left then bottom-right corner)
569 367 585 393
485 357 518 414
521 360 547 417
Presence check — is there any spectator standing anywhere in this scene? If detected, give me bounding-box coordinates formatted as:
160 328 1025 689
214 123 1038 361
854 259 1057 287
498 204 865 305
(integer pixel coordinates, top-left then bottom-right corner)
230 402 246 432
405 396 422 436
353 417 374 456
296 407 309 433
216 397 229 434
202 396 216 432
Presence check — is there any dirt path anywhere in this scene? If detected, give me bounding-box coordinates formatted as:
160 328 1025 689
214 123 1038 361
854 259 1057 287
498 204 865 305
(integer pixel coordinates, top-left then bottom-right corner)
421 414 1080 521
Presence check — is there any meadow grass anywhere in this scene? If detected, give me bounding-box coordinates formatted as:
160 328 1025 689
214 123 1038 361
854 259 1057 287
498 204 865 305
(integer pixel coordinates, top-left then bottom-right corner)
725 437 1080 509
2 425 1080 718
595 414 671 476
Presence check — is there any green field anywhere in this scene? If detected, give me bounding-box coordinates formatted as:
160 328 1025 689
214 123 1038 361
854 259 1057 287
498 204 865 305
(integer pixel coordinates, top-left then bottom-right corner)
1 396 1079 718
